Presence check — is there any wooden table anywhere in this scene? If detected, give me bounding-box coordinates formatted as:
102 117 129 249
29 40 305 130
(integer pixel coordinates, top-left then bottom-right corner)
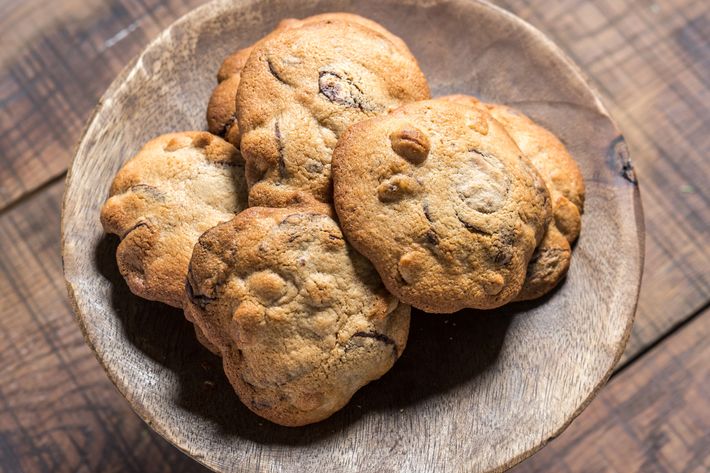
0 0 707 471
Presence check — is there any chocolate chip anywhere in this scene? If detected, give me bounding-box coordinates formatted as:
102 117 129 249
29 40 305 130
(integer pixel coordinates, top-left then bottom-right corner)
185 277 215 310
318 69 372 111
305 160 324 174
267 57 287 84
128 184 164 201
425 229 439 246
491 228 515 265
351 331 398 357
275 121 287 178
217 113 238 139
120 220 149 240
456 150 509 213
423 201 433 222
493 247 512 266
252 399 272 410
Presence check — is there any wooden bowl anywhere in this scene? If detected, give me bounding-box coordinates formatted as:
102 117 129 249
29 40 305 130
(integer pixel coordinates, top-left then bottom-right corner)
62 0 643 471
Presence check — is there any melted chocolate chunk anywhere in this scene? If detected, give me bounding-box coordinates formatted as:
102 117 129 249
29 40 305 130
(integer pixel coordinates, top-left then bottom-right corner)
351 331 398 357
267 57 287 84
275 121 287 178
318 69 372 111
185 278 216 310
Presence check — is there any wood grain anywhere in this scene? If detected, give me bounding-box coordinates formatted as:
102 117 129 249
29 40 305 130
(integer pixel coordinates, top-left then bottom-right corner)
0 0 209 209
0 181 208 472
512 307 710 473
0 0 706 471
61 0 641 471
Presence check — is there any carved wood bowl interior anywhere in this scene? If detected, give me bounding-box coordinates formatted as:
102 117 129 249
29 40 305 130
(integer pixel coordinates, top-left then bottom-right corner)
61 0 644 471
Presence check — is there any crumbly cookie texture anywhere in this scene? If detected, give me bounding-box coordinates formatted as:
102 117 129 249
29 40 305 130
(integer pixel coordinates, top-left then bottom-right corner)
236 20 430 212
207 13 411 148
184 207 410 426
100 132 248 308
332 99 551 312
481 101 585 300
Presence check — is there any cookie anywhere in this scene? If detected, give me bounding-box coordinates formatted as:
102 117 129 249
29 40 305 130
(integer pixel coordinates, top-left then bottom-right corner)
272 13 411 56
207 73 245 146
236 20 430 211
217 47 253 83
184 207 410 426
482 101 584 300
483 103 585 242
207 13 411 147
519 224 572 300
332 99 551 312
100 131 248 308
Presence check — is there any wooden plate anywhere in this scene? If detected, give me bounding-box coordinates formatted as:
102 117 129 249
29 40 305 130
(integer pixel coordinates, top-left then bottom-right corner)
61 0 644 471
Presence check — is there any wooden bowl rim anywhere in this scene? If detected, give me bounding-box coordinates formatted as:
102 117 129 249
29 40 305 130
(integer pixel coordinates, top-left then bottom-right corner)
61 0 644 471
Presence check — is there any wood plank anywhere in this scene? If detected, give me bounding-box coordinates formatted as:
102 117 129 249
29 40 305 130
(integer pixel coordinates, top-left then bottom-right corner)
512 308 710 473
0 0 209 209
498 0 710 362
0 180 209 472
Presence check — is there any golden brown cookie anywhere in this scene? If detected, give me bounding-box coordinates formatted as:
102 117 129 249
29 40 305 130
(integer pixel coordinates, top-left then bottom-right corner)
517 224 572 300
484 103 585 242
332 99 551 312
207 13 411 148
236 20 430 211
483 101 585 300
100 132 248 308
184 207 410 426
207 73 243 145
217 47 253 83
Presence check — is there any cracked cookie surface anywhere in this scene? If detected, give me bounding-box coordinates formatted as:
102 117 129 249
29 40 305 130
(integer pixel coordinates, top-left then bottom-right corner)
236 20 430 212
100 131 248 308
184 207 410 426
480 100 585 300
333 99 552 312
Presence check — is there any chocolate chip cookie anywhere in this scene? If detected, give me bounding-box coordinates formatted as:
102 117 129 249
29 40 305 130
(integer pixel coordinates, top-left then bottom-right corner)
100 132 248 308
332 99 552 312
483 101 584 300
184 207 410 426
207 13 411 148
236 20 430 211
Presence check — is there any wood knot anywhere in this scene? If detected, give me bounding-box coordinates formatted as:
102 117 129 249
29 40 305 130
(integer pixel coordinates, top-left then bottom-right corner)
608 135 637 184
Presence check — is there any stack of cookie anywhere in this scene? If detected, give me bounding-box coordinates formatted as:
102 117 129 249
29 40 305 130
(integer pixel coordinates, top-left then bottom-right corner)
101 13 584 427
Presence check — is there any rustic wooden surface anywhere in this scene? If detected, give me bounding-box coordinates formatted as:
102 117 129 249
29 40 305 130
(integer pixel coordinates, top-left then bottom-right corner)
512 307 710 473
0 0 707 471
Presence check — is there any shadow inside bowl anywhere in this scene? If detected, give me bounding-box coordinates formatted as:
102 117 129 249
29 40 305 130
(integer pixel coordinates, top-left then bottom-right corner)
96 234 556 446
